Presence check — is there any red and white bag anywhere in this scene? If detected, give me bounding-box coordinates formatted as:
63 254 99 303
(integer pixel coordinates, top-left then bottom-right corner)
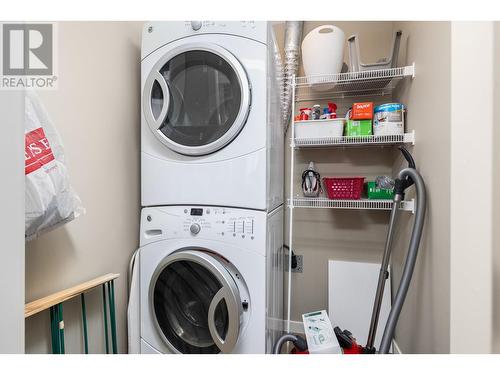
25 90 84 241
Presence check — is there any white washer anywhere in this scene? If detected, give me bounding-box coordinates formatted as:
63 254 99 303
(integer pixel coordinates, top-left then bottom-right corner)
141 21 283 211
128 205 284 354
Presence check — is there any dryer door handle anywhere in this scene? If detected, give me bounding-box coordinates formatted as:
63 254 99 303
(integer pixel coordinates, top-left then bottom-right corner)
144 70 170 130
208 286 240 353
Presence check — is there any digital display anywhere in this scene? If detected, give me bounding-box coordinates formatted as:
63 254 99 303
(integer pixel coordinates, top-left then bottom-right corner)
190 208 203 216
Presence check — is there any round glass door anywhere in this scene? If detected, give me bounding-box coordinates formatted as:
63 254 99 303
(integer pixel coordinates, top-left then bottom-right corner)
143 43 251 156
150 250 242 353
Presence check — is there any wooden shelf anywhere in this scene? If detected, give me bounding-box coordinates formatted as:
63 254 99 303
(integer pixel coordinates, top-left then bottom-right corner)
25 273 119 318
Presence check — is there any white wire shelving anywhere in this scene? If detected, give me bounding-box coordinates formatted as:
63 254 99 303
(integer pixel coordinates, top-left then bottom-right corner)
285 64 416 334
288 197 415 213
293 130 415 148
294 64 415 101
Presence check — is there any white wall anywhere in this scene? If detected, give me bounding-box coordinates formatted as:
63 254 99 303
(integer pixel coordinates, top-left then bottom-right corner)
493 21 500 354
25 22 142 353
449 21 494 354
0 90 25 353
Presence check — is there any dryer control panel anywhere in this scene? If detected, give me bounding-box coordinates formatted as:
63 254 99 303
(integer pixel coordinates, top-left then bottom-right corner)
140 206 268 248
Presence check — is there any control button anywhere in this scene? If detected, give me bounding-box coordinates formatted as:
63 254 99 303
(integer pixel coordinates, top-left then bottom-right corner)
206 209 210 214
184 209 188 214
191 21 202 31
190 223 201 235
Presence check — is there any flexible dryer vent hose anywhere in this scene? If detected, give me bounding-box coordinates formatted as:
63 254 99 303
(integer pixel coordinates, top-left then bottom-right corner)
282 21 303 132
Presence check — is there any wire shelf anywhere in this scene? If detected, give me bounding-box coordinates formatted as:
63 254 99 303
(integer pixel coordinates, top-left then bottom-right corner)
292 131 415 148
288 198 414 213
294 64 415 101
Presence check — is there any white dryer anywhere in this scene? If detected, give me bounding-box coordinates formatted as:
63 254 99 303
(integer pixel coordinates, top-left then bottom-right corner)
141 21 283 211
128 205 284 354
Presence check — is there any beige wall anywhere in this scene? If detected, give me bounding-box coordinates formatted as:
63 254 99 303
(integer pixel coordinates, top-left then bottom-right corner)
391 22 451 354
25 22 142 354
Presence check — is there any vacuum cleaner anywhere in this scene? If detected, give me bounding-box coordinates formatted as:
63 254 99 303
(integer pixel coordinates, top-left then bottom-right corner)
274 146 426 354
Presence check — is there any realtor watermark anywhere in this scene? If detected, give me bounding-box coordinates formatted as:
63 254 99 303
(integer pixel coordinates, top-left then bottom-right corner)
0 22 57 89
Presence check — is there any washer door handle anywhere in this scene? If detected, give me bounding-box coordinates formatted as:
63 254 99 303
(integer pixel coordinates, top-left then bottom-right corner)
208 287 240 353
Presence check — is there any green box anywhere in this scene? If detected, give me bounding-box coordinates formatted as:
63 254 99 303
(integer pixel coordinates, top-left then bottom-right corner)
366 181 394 200
345 119 373 136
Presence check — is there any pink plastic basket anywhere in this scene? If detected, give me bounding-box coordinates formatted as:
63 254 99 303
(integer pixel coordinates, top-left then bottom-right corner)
323 177 365 200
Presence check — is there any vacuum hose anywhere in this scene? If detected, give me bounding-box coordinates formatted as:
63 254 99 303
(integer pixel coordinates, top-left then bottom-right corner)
379 167 426 353
273 334 308 354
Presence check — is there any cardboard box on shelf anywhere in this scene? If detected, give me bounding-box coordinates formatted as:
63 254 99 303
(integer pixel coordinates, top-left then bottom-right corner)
345 119 373 136
351 102 374 120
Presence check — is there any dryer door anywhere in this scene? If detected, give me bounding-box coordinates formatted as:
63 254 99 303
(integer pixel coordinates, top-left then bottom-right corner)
143 43 251 156
150 249 242 353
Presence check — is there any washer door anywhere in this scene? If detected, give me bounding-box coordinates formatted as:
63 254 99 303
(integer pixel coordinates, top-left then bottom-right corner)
143 43 251 156
150 249 242 354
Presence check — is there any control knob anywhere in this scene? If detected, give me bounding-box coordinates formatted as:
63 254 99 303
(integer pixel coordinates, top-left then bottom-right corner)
190 223 201 235
191 21 202 31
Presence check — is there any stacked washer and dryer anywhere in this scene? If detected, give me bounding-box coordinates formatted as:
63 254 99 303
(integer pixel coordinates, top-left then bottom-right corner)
128 21 285 354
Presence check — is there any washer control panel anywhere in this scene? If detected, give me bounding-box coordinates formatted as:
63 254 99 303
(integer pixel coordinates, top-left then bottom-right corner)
141 206 265 246
181 207 258 240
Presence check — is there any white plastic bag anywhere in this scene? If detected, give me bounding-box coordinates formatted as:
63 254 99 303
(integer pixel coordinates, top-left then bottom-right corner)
24 90 84 241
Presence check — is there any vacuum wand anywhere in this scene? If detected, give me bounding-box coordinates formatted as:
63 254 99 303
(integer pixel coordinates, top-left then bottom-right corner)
365 193 402 351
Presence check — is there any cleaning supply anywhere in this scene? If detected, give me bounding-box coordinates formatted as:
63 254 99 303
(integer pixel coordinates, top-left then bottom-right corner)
351 102 373 120
298 107 311 121
366 181 394 200
312 104 321 120
345 119 373 136
345 107 373 136
373 103 405 135
302 310 342 354
328 102 337 118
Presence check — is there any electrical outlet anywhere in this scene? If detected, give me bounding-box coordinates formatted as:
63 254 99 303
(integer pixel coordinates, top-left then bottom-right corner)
292 255 303 273
284 253 304 273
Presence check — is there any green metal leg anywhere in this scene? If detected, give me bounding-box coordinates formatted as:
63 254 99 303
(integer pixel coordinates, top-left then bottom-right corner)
49 304 65 354
81 294 89 354
57 303 65 354
108 280 118 354
49 306 58 354
102 284 110 354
